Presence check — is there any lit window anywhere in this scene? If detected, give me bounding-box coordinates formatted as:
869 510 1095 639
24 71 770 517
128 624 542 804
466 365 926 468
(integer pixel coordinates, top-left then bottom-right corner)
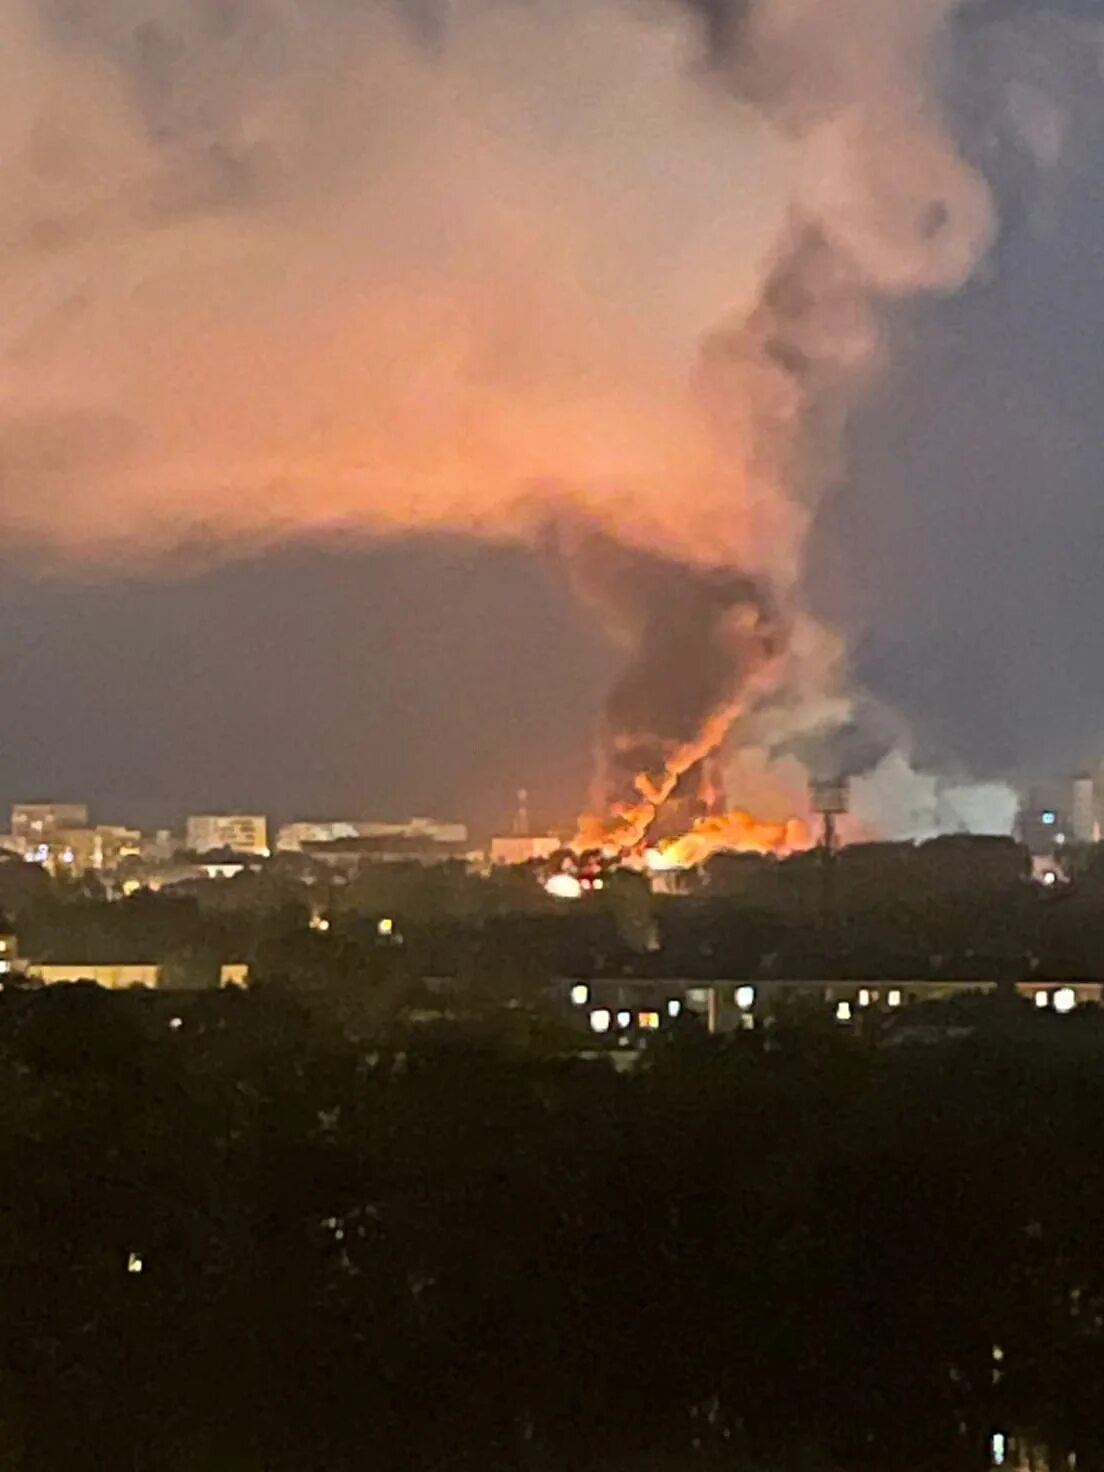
888 989 902 1007
0 962 10 976
570 984 589 1007
638 1011 660 1030
616 1009 632 1029
858 988 871 1008
127 1252 143 1275
589 1009 611 1035
666 998 682 1018
1034 990 1050 1009
734 985 755 1011
991 1432 1006 1467
835 1001 852 1023
0 940 8 954
1053 987 1077 1015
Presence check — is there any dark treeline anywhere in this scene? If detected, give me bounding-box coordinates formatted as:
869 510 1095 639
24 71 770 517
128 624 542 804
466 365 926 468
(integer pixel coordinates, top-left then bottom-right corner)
1 983 1104 1469
5 835 1104 987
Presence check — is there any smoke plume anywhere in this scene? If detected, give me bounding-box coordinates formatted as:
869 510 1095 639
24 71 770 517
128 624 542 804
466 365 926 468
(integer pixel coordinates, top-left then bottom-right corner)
0 0 1003 833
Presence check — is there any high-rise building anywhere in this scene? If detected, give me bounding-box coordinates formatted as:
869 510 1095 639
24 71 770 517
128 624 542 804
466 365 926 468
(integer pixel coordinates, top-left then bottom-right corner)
11 802 89 843
1072 776 1098 845
185 814 269 856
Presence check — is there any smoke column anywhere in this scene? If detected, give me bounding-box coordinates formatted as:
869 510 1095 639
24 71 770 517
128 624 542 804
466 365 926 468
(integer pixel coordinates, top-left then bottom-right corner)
0 0 1000 831
569 0 996 840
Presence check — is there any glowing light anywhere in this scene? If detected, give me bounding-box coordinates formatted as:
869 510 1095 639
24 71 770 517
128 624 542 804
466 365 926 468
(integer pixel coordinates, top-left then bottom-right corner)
377 917 394 936
127 1252 143 1275
888 989 902 1007
545 872 583 900
589 1009 611 1035
592 878 604 891
991 1433 1007 1467
1041 870 1058 887
310 914 331 932
992 1345 1004 1362
645 848 680 873
666 998 682 1018
639 1011 660 1030
169 1017 183 1031
1042 811 1056 825
616 1009 632 1028
1054 987 1077 1014
835 1001 852 1023
1034 990 1050 1009
734 985 755 1011
858 988 871 1008
570 984 589 1007
121 879 141 896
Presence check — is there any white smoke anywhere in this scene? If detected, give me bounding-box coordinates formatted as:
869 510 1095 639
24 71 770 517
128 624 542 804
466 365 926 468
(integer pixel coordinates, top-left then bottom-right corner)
849 750 1018 841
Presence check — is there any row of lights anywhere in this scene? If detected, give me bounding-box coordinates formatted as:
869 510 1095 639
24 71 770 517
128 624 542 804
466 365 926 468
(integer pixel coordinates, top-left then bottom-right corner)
570 985 684 1036
575 982 1085 1033
1036 987 1078 1013
835 989 903 1022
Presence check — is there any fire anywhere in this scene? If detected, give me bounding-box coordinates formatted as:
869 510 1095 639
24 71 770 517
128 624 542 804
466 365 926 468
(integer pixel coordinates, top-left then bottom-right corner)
573 706 743 854
572 689 811 868
651 810 810 870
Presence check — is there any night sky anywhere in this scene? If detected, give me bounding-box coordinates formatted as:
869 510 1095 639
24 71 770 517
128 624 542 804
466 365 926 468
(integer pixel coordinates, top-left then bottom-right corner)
1 0 1102 834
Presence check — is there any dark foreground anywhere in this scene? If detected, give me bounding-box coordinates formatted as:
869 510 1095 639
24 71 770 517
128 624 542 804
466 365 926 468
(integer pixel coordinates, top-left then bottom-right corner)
2 983 1103 1471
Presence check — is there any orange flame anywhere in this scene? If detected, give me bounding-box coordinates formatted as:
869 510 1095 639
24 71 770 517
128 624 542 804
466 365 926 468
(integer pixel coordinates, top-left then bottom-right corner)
573 696 810 866
654 810 810 869
573 707 739 854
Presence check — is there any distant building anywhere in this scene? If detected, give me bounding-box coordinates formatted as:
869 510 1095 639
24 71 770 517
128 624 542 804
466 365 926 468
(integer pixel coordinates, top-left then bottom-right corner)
1019 775 1100 855
139 829 179 863
26 963 161 989
276 820 362 852
489 834 562 866
357 817 469 846
92 826 143 869
18 824 143 877
11 802 89 843
23 962 249 989
303 831 469 871
10 806 144 875
186 814 269 856
1072 776 1097 844
280 816 468 857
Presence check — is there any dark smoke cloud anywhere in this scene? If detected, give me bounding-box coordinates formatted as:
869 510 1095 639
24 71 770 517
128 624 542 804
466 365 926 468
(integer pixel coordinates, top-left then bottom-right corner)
548 518 779 804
